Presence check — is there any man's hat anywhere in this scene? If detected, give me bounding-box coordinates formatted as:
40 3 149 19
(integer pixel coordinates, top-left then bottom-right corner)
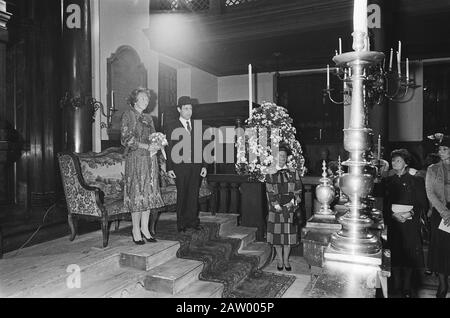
177 96 194 107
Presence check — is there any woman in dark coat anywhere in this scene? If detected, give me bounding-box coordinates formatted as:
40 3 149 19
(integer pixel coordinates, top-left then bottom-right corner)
426 135 450 298
383 149 428 298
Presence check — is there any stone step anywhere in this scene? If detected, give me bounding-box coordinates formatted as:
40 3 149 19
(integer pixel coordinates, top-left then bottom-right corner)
119 240 180 271
220 226 257 251
129 279 224 298
144 257 204 295
240 241 273 269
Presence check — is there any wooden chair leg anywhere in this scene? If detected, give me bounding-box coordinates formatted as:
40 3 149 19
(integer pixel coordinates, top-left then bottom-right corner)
68 213 77 241
101 218 110 248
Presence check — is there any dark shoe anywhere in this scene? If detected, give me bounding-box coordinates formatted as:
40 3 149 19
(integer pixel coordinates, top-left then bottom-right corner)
141 232 157 243
436 288 448 298
132 238 145 245
276 263 283 271
402 291 411 298
284 265 292 271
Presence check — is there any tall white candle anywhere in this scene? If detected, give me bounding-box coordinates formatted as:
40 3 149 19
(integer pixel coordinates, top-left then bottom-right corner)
339 37 342 54
406 58 410 80
111 90 115 110
377 135 381 160
353 0 368 35
397 41 402 76
327 65 330 89
389 48 393 71
248 64 252 118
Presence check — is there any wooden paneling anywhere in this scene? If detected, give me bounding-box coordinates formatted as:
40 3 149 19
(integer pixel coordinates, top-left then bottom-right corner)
5 0 63 208
158 62 177 129
107 45 147 141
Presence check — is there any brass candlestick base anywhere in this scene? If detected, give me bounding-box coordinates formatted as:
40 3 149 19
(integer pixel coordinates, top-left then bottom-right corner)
326 30 382 259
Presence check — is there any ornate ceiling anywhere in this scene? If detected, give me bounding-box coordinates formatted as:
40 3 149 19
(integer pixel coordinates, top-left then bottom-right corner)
146 0 450 76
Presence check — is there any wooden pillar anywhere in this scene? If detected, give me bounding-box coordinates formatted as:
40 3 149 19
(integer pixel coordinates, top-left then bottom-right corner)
368 0 391 151
61 0 92 153
0 1 12 207
5 0 63 209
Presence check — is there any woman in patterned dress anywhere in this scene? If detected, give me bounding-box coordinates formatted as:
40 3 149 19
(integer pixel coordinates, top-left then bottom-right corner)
265 146 303 271
121 88 165 245
426 135 450 298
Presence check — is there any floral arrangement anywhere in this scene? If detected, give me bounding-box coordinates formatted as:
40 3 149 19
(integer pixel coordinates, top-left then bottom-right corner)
149 132 168 159
235 102 305 182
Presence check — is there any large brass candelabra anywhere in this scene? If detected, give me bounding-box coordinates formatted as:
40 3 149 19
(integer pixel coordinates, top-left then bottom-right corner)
327 30 382 263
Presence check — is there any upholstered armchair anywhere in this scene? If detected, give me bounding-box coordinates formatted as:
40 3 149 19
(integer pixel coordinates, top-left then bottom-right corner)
57 147 212 247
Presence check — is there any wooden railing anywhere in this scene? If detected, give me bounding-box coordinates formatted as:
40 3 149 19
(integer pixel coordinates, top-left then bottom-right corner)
207 174 248 214
205 174 321 240
207 174 321 215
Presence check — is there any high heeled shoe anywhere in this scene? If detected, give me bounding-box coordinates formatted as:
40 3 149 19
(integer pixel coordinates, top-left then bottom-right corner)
284 265 292 271
141 231 157 243
276 262 283 271
132 238 145 245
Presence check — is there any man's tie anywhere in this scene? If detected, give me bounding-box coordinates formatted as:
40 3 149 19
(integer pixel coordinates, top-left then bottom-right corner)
186 121 192 133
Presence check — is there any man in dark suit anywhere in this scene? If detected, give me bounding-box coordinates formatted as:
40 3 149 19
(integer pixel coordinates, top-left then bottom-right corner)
166 96 208 232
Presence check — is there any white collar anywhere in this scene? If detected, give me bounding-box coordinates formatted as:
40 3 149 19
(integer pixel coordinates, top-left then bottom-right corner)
179 117 191 125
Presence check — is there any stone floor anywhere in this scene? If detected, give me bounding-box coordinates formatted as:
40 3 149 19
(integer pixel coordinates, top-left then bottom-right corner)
263 256 312 298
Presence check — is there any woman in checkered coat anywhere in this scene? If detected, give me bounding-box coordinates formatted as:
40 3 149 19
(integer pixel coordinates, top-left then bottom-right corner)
265 146 303 271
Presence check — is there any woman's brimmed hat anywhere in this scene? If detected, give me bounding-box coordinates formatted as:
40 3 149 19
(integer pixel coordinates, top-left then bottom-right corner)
278 143 292 156
427 133 450 148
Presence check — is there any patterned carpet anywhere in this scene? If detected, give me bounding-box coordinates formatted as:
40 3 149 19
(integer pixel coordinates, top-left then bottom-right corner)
114 220 295 298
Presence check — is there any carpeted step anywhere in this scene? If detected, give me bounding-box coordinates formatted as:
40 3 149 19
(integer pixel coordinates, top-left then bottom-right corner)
119 240 180 271
144 257 204 295
220 226 257 251
240 242 273 269
147 217 293 298
159 212 239 235
199 212 239 235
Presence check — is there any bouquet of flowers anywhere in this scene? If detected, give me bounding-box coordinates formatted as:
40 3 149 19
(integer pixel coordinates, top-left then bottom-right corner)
149 132 168 159
236 101 305 182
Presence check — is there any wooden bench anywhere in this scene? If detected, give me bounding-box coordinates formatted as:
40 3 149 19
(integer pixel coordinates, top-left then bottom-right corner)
57 147 212 247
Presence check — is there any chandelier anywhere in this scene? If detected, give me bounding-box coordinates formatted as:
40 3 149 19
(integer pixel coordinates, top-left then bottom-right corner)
323 39 420 106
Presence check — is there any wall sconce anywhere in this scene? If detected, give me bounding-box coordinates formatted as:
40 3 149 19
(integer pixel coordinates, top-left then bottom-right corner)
92 90 118 129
